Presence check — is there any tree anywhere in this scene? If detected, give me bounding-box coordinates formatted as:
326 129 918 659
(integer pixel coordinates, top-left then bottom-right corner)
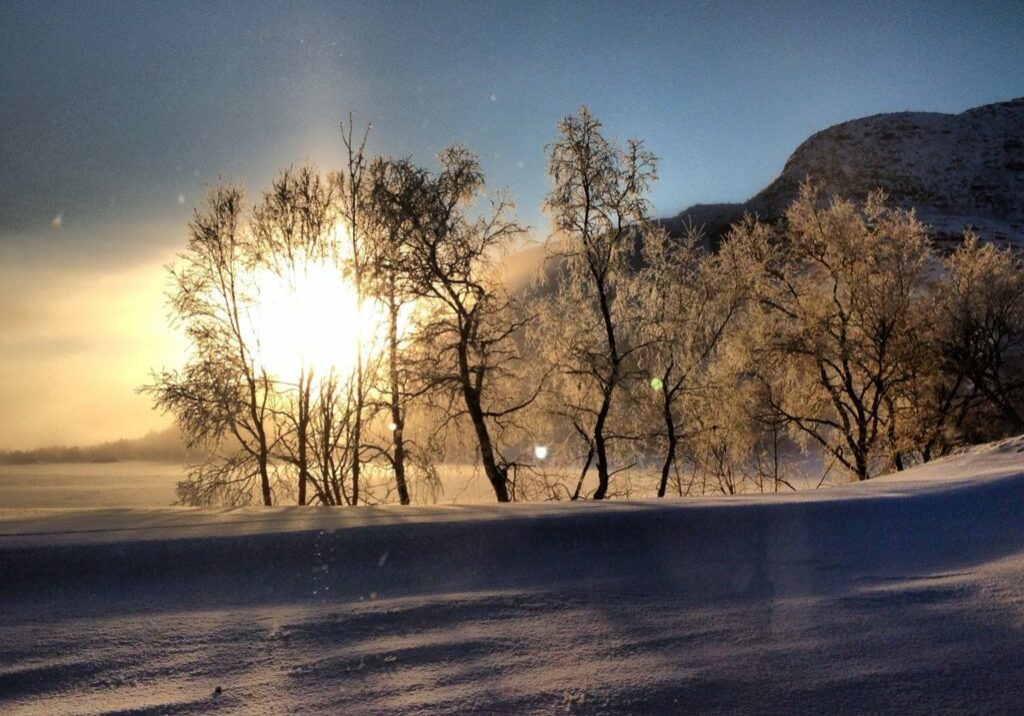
308 371 360 504
337 115 374 505
391 147 535 503
940 234 1024 428
146 185 278 505
544 106 657 499
744 184 933 481
250 165 341 505
364 156 430 505
635 225 748 497
906 234 1024 456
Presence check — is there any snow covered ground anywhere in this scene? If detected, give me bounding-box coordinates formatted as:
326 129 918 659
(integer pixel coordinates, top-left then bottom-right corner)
2 438 1023 714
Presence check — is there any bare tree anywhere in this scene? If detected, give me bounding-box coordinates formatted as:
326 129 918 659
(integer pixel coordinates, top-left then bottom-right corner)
145 185 277 505
386 147 534 502
543 106 657 499
337 115 374 505
250 165 341 505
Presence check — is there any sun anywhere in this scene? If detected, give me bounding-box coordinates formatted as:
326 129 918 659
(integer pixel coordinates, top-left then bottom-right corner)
243 257 384 383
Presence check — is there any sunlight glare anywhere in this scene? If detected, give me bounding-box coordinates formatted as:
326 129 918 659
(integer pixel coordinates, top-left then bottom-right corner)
244 258 383 383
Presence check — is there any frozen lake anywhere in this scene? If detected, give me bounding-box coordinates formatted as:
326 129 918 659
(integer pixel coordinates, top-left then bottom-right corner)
0 462 185 509
0 457 836 510
0 461 541 508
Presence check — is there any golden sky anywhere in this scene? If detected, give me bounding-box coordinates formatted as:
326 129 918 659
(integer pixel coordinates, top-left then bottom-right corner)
0 230 185 450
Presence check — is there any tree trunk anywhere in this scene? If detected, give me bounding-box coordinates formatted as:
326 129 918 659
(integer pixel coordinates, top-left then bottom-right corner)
392 421 409 505
657 393 676 498
248 374 272 506
253 398 272 506
466 389 509 502
297 369 312 506
884 396 904 473
592 390 612 500
297 466 308 505
854 449 870 481
258 450 272 506
458 341 509 503
571 445 594 501
351 366 362 505
317 400 336 506
592 273 619 500
388 300 410 505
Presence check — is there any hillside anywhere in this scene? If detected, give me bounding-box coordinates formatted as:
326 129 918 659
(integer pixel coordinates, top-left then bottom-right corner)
667 97 1024 248
0 426 191 464
2 437 1023 714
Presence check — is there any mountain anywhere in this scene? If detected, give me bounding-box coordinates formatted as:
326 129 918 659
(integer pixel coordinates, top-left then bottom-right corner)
666 97 1024 248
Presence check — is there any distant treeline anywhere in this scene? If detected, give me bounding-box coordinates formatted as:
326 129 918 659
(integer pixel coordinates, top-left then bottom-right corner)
0 427 191 465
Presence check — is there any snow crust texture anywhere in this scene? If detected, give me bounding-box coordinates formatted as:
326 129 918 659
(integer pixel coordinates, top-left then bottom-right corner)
1 438 1024 714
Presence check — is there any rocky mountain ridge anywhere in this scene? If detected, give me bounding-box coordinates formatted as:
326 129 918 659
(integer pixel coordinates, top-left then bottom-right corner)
667 97 1024 248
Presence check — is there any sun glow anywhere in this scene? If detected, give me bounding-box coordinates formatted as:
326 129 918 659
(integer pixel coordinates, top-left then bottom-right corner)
244 258 385 382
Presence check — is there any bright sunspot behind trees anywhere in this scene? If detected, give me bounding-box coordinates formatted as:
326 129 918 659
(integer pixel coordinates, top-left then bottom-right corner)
145 109 1024 506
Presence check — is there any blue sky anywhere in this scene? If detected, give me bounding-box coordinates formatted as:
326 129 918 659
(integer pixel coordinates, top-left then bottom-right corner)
3 0 1023 256
1 0 1023 447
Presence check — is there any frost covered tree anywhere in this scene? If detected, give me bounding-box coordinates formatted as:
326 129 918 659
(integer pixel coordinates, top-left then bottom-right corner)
663 216 797 495
543 107 657 499
251 165 342 505
744 184 933 481
337 116 374 505
364 156 449 505
937 234 1024 430
634 225 748 497
903 234 1024 458
146 186 278 506
390 147 536 503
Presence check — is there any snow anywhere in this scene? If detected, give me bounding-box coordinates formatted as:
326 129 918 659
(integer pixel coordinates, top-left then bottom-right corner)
0 462 183 509
2 438 1024 714
668 97 1024 250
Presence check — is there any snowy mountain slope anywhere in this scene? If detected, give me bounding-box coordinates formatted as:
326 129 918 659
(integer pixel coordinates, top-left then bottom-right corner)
1 437 1023 714
667 98 1024 248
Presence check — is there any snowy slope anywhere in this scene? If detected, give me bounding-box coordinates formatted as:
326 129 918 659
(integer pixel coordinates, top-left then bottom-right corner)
668 98 1024 249
1 438 1023 714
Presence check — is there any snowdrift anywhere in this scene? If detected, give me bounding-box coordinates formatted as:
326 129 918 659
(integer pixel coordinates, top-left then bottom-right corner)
2 438 1023 715
3 439 1023 611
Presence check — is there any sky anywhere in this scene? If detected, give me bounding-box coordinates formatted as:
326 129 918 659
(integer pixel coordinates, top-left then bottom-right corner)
1 0 1023 449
